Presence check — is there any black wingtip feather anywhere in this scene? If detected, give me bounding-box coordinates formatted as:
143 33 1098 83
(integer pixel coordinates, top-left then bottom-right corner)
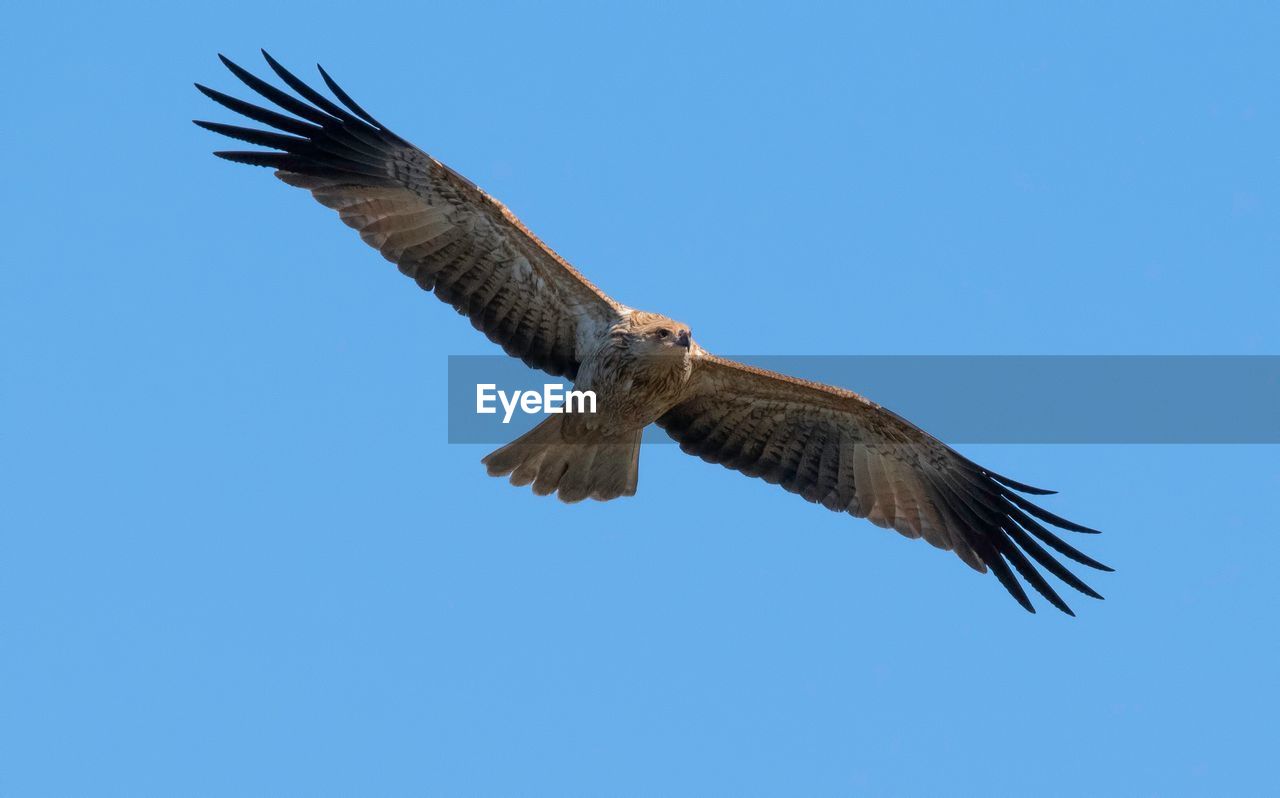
316 63 384 128
260 50 361 124
950 450 1057 495
987 470 1057 495
1004 490 1102 534
194 82 225 104
986 549 1037 614
194 80 321 138
213 150 289 168
196 120 310 152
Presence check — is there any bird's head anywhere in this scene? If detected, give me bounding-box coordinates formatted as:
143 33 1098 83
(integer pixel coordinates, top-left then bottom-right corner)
617 312 694 359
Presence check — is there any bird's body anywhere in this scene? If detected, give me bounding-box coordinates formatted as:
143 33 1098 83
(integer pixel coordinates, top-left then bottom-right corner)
569 311 695 439
197 52 1113 615
485 310 694 502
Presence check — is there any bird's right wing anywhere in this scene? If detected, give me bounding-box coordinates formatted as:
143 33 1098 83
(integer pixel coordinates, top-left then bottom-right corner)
196 52 624 378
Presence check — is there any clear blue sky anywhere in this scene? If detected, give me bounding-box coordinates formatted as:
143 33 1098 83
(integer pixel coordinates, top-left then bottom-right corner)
3 2 1278 795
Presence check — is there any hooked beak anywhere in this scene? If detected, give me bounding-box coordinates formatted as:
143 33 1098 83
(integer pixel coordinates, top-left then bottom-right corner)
676 330 690 348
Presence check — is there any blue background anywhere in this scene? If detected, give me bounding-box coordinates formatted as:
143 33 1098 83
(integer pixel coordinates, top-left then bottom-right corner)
3 2 1278 795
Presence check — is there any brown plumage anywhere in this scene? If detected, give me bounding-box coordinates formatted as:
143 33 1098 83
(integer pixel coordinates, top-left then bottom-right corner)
197 52 1112 615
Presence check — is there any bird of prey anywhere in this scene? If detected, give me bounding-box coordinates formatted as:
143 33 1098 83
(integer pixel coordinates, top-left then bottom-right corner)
195 51 1111 615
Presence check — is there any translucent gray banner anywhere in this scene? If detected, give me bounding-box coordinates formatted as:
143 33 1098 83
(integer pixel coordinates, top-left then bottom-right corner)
445 355 1280 444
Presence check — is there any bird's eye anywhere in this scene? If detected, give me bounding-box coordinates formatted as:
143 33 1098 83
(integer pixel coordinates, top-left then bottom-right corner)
656 329 670 339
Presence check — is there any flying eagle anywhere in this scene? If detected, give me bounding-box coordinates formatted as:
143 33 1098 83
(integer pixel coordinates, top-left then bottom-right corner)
195 52 1111 615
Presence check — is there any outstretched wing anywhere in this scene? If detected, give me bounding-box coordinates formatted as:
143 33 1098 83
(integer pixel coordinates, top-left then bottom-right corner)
657 354 1112 615
195 51 624 378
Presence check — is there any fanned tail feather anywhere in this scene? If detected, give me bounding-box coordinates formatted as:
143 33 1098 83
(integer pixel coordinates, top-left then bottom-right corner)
482 416 641 503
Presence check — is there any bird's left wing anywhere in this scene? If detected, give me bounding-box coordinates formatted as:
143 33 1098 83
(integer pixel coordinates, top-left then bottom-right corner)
195 52 624 378
656 353 1112 615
